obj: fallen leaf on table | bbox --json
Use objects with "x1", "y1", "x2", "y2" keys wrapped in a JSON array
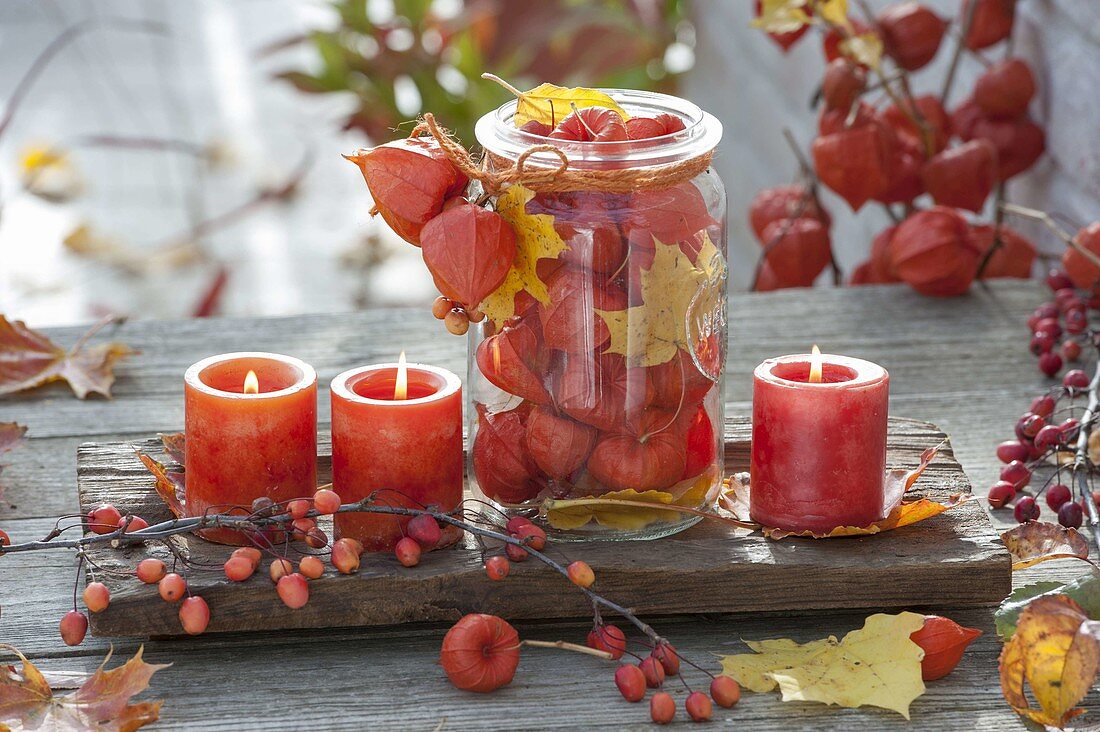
[
  {"x1": 0, "y1": 422, "x2": 26, "y2": 504},
  {"x1": 478, "y1": 185, "x2": 567, "y2": 327},
  {"x1": 721, "y1": 444, "x2": 962, "y2": 539},
  {"x1": 0, "y1": 315, "x2": 137, "y2": 399},
  {"x1": 1001, "y1": 522, "x2": 1091, "y2": 570},
  {"x1": 719, "y1": 612, "x2": 927, "y2": 719},
  {"x1": 1000, "y1": 595, "x2": 1100, "y2": 727},
  {"x1": 507, "y1": 82, "x2": 629, "y2": 128},
  {"x1": 996, "y1": 571, "x2": 1100, "y2": 640},
  {"x1": 0, "y1": 644, "x2": 169, "y2": 731}
]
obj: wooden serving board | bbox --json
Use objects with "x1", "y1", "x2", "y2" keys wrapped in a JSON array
[{"x1": 76, "y1": 416, "x2": 1010, "y2": 638}]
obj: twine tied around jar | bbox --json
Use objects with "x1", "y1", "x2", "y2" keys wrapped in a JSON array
[{"x1": 408, "y1": 113, "x2": 714, "y2": 196}]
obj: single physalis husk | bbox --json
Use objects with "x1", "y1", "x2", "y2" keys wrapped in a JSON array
[
  {"x1": 888, "y1": 206, "x2": 981, "y2": 297},
  {"x1": 812, "y1": 124, "x2": 892, "y2": 211},
  {"x1": 345, "y1": 138, "x2": 468, "y2": 246},
  {"x1": 1062, "y1": 222, "x2": 1100, "y2": 290},
  {"x1": 909, "y1": 615, "x2": 982, "y2": 680},
  {"x1": 471, "y1": 404, "x2": 539, "y2": 505},
  {"x1": 419, "y1": 201, "x2": 516, "y2": 308},
  {"x1": 921, "y1": 139, "x2": 998, "y2": 213},
  {"x1": 439, "y1": 614, "x2": 520, "y2": 693}
]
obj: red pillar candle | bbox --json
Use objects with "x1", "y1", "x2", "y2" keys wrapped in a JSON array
[
  {"x1": 184, "y1": 352, "x2": 317, "y2": 545},
  {"x1": 331, "y1": 359, "x2": 463, "y2": 551},
  {"x1": 749, "y1": 350, "x2": 889, "y2": 533}
]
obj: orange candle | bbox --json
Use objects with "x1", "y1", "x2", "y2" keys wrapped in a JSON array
[
  {"x1": 184, "y1": 352, "x2": 317, "y2": 545},
  {"x1": 331, "y1": 356, "x2": 463, "y2": 551}
]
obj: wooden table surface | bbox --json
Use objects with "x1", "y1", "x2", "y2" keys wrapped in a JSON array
[{"x1": 1, "y1": 280, "x2": 1095, "y2": 730}]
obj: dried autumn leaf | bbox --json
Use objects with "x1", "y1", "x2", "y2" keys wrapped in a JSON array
[
  {"x1": 0, "y1": 316, "x2": 136, "y2": 399},
  {"x1": 1001, "y1": 521, "x2": 1091, "y2": 570},
  {"x1": 598, "y1": 234, "x2": 722, "y2": 367},
  {"x1": 479, "y1": 185, "x2": 568, "y2": 327},
  {"x1": 999, "y1": 595, "x2": 1100, "y2": 727},
  {"x1": 719, "y1": 612, "x2": 927, "y2": 719},
  {"x1": 0, "y1": 644, "x2": 168, "y2": 730},
  {"x1": 137, "y1": 448, "x2": 185, "y2": 519},
  {"x1": 509, "y1": 83, "x2": 629, "y2": 128},
  {"x1": 723, "y1": 444, "x2": 962, "y2": 539},
  {"x1": 997, "y1": 572, "x2": 1100, "y2": 640},
  {"x1": 839, "y1": 32, "x2": 884, "y2": 69}
]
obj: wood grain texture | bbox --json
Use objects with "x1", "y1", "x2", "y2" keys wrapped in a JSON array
[
  {"x1": 73, "y1": 416, "x2": 1009, "y2": 637},
  {"x1": 2, "y1": 280, "x2": 1094, "y2": 730}
]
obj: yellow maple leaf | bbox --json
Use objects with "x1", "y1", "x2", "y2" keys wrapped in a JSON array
[
  {"x1": 597, "y1": 234, "x2": 722, "y2": 367},
  {"x1": 479, "y1": 185, "x2": 568, "y2": 327},
  {"x1": 510, "y1": 83, "x2": 630, "y2": 128},
  {"x1": 542, "y1": 489, "x2": 681, "y2": 531},
  {"x1": 720, "y1": 612, "x2": 927, "y2": 719}
]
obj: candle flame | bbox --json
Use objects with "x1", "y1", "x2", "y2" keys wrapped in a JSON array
[
  {"x1": 394, "y1": 351, "x2": 408, "y2": 400},
  {"x1": 809, "y1": 345, "x2": 823, "y2": 384},
  {"x1": 243, "y1": 370, "x2": 260, "y2": 394}
]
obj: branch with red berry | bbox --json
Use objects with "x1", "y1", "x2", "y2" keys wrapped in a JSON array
[{"x1": 0, "y1": 488, "x2": 741, "y2": 724}]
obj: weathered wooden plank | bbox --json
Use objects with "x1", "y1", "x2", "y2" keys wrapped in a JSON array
[{"x1": 73, "y1": 417, "x2": 1010, "y2": 637}]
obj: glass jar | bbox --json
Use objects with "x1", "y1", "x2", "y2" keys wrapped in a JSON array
[{"x1": 468, "y1": 90, "x2": 726, "y2": 541}]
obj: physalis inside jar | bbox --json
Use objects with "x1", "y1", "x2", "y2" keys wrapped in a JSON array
[{"x1": 468, "y1": 87, "x2": 727, "y2": 541}]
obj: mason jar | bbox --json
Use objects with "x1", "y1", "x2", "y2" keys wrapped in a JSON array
[{"x1": 468, "y1": 90, "x2": 727, "y2": 540}]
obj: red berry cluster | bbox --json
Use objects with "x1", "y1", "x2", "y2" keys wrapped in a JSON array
[
  {"x1": 751, "y1": 1, "x2": 1049, "y2": 296},
  {"x1": 1026, "y1": 269, "x2": 1094, "y2": 378},
  {"x1": 599, "y1": 627, "x2": 740, "y2": 723},
  {"x1": 988, "y1": 270, "x2": 1097, "y2": 527}
]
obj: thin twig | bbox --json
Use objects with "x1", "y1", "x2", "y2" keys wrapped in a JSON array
[
  {"x1": 941, "y1": 0, "x2": 980, "y2": 103},
  {"x1": 1072, "y1": 359, "x2": 1100, "y2": 549},
  {"x1": 522, "y1": 639, "x2": 614, "y2": 660},
  {"x1": 1001, "y1": 203, "x2": 1100, "y2": 269},
  {"x1": 0, "y1": 18, "x2": 167, "y2": 139}
]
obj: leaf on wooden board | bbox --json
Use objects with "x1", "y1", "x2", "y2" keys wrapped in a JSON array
[
  {"x1": 1000, "y1": 595, "x2": 1100, "y2": 728},
  {"x1": 479, "y1": 185, "x2": 568, "y2": 327},
  {"x1": 1001, "y1": 522, "x2": 1092, "y2": 570},
  {"x1": 0, "y1": 645, "x2": 168, "y2": 731},
  {"x1": 511, "y1": 83, "x2": 629, "y2": 128},
  {"x1": 137, "y1": 452, "x2": 185, "y2": 519},
  {"x1": 0, "y1": 316, "x2": 137, "y2": 399},
  {"x1": 996, "y1": 571, "x2": 1100, "y2": 640},
  {"x1": 159, "y1": 433, "x2": 186, "y2": 466},
  {"x1": 598, "y1": 235, "x2": 719, "y2": 367},
  {"x1": 721, "y1": 445, "x2": 961, "y2": 539},
  {"x1": 719, "y1": 612, "x2": 927, "y2": 719}
]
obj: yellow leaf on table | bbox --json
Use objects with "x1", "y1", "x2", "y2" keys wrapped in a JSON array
[
  {"x1": 598, "y1": 234, "x2": 721, "y2": 367},
  {"x1": 542, "y1": 489, "x2": 680, "y2": 531},
  {"x1": 999, "y1": 595, "x2": 1100, "y2": 727},
  {"x1": 720, "y1": 612, "x2": 927, "y2": 719},
  {"x1": 479, "y1": 185, "x2": 568, "y2": 327},
  {"x1": 839, "y1": 32, "x2": 884, "y2": 69},
  {"x1": 512, "y1": 83, "x2": 629, "y2": 128}
]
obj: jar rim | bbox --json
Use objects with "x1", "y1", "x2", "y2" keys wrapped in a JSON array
[{"x1": 474, "y1": 88, "x2": 722, "y2": 169}]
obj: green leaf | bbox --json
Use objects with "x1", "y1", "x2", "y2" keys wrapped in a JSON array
[{"x1": 996, "y1": 570, "x2": 1100, "y2": 639}]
